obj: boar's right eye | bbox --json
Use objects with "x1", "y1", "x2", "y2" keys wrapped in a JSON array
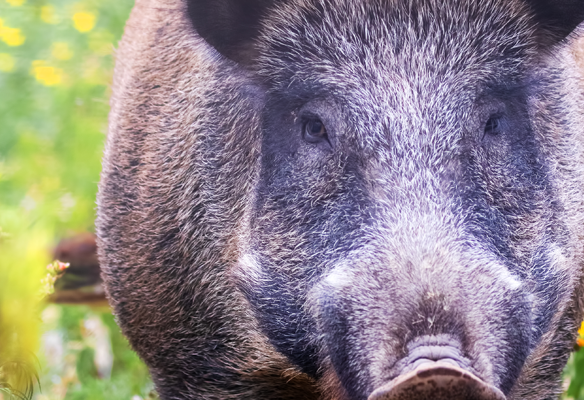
[
  {"x1": 483, "y1": 115, "x2": 502, "y2": 138},
  {"x1": 303, "y1": 118, "x2": 329, "y2": 144}
]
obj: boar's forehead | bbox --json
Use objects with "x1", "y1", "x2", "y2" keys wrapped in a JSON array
[
  {"x1": 251, "y1": 0, "x2": 550, "y2": 250},
  {"x1": 248, "y1": 0, "x2": 555, "y2": 276},
  {"x1": 257, "y1": 0, "x2": 537, "y2": 128},
  {"x1": 248, "y1": 0, "x2": 564, "y2": 288}
]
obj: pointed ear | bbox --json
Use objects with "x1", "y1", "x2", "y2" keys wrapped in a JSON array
[
  {"x1": 526, "y1": 0, "x2": 584, "y2": 44},
  {"x1": 187, "y1": 0, "x2": 276, "y2": 63}
]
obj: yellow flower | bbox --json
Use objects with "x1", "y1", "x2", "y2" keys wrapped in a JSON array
[
  {"x1": 578, "y1": 321, "x2": 584, "y2": 337},
  {"x1": 72, "y1": 11, "x2": 96, "y2": 33},
  {"x1": 41, "y1": 5, "x2": 59, "y2": 24},
  {"x1": 0, "y1": 26, "x2": 25, "y2": 46},
  {"x1": 5, "y1": 0, "x2": 25, "y2": 6},
  {"x1": 31, "y1": 60, "x2": 64, "y2": 86},
  {"x1": 51, "y1": 42, "x2": 73, "y2": 61},
  {"x1": 0, "y1": 53, "x2": 15, "y2": 72}
]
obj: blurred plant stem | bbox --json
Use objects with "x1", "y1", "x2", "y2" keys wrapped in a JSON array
[{"x1": 0, "y1": 210, "x2": 50, "y2": 399}]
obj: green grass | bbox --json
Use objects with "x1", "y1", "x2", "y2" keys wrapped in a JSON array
[{"x1": 35, "y1": 305, "x2": 154, "y2": 400}]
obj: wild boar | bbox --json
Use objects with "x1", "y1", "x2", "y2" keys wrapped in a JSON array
[{"x1": 96, "y1": 0, "x2": 584, "y2": 399}]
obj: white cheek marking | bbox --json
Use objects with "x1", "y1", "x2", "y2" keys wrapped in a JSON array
[
  {"x1": 495, "y1": 245, "x2": 567, "y2": 292},
  {"x1": 548, "y1": 245, "x2": 568, "y2": 271},
  {"x1": 237, "y1": 252, "x2": 263, "y2": 283},
  {"x1": 323, "y1": 266, "x2": 353, "y2": 291},
  {"x1": 494, "y1": 264, "x2": 522, "y2": 291}
]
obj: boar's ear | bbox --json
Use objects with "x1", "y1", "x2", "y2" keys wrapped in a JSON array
[
  {"x1": 187, "y1": 0, "x2": 276, "y2": 64},
  {"x1": 526, "y1": 0, "x2": 584, "y2": 44}
]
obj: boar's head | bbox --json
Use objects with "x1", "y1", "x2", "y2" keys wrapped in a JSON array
[{"x1": 97, "y1": 0, "x2": 584, "y2": 399}]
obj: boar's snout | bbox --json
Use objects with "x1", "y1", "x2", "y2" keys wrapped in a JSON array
[{"x1": 368, "y1": 361, "x2": 506, "y2": 400}]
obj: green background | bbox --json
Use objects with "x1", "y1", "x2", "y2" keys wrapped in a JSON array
[{"x1": 0, "y1": 0, "x2": 153, "y2": 398}]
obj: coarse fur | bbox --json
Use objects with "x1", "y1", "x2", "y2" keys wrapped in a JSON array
[{"x1": 97, "y1": 0, "x2": 584, "y2": 399}]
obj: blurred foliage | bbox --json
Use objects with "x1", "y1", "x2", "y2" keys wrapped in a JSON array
[
  {"x1": 565, "y1": 324, "x2": 584, "y2": 399},
  {"x1": 566, "y1": 347, "x2": 584, "y2": 399},
  {"x1": 35, "y1": 305, "x2": 154, "y2": 400},
  {"x1": 0, "y1": 0, "x2": 154, "y2": 398}
]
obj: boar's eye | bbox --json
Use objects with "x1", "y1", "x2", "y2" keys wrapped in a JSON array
[
  {"x1": 483, "y1": 115, "x2": 502, "y2": 138},
  {"x1": 303, "y1": 118, "x2": 328, "y2": 144}
]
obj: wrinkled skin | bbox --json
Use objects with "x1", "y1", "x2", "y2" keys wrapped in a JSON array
[{"x1": 97, "y1": 0, "x2": 584, "y2": 399}]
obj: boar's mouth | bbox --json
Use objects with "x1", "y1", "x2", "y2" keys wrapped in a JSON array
[{"x1": 368, "y1": 361, "x2": 506, "y2": 400}]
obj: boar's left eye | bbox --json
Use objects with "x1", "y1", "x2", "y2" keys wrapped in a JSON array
[
  {"x1": 303, "y1": 118, "x2": 328, "y2": 144},
  {"x1": 483, "y1": 115, "x2": 502, "y2": 138}
]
